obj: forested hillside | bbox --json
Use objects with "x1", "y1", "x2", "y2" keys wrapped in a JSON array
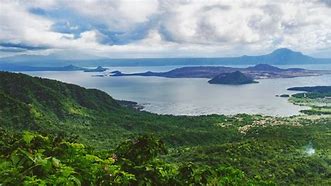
[{"x1": 0, "y1": 72, "x2": 330, "y2": 185}]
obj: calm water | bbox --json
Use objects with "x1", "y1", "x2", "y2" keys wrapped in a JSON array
[{"x1": 24, "y1": 64, "x2": 331, "y2": 116}]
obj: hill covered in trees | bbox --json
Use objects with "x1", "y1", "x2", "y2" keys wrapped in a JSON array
[{"x1": 0, "y1": 71, "x2": 330, "y2": 185}]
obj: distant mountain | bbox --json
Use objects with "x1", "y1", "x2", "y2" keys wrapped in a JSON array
[
  {"x1": 236, "y1": 48, "x2": 317, "y2": 65},
  {"x1": 84, "y1": 66, "x2": 108, "y2": 72},
  {"x1": 0, "y1": 63, "x2": 109, "y2": 72},
  {"x1": 0, "y1": 53, "x2": 101, "y2": 66},
  {"x1": 1, "y1": 48, "x2": 330, "y2": 66},
  {"x1": 0, "y1": 54, "x2": 71, "y2": 66},
  {"x1": 0, "y1": 63, "x2": 86, "y2": 71},
  {"x1": 208, "y1": 71, "x2": 258, "y2": 85}
]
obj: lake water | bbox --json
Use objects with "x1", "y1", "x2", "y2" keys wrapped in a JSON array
[{"x1": 24, "y1": 64, "x2": 331, "y2": 117}]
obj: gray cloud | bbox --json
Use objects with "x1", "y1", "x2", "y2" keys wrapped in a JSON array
[
  {"x1": 320, "y1": 0, "x2": 331, "y2": 7},
  {"x1": 0, "y1": 42, "x2": 49, "y2": 51}
]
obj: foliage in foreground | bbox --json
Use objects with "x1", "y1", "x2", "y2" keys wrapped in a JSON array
[{"x1": 0, "y1": 129, "x2": 272, "y2": 185}]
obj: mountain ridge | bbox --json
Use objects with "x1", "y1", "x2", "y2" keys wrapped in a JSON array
[{"x1": 1, "y1": 48, "x2": 330, "y2": 66}]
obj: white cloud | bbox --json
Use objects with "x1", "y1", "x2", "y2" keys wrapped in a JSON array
[
  {"x1": 66, "y1": 0, "x2": 159, "y2": 31},
  {"x1": 0, "y1": 1, "x2": 52, "y2": 42},
  {"x1": 157, "y1": 0, "x2": 331, "y2": 55},
  {"x1": 0, "y1": 0, "x2": 331, "y2": 58}
]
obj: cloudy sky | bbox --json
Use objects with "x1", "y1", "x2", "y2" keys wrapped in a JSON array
[{"x1": 1, "y1": 0, "x2": 331, "y2": 59}]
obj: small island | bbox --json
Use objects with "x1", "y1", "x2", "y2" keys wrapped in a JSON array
[
  {"x1": 84, "y1": 66, "x2": 108, "y2": 72},
  {"x1": 208, "y1": 71, "x2": 258, "y2": 85}
]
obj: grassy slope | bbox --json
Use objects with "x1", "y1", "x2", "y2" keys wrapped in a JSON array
[{"x1": 0, "y1": 71, "x2": 330, "y2": 185}]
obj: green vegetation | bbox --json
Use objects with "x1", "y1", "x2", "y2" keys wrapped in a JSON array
[
  {"x1": 279, "y1": 94, "x2": 290, "y2": 97},
  {"x1": 1, "y1": 72, "x2": 331, "y2": 185},
  {"x1": 169, "y1": 123, "x2": 331, "y2": 185},
  {"x1": 288, "y1": 86, "x2": 331, "y2": 115},
  {"x1": 0, "y1": 130, "x2": 271, "y2": 185}
]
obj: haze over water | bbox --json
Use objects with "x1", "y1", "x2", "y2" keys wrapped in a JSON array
[{"x1": 25, "y1": 64, "x2": 331, "y2": 117}]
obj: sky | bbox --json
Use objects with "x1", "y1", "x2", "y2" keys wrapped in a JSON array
[{"x1": 1, "y1": 0, "x2": 331, "y2": 59}]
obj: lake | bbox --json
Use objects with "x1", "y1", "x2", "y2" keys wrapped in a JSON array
[{"x1": 24, "y1": 64, "x2": 331, "y2": 117}]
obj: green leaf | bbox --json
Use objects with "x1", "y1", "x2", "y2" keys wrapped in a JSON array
[
  {"x1": 10, "y1": 152, "x2": 21, "y2": 165},
  {"x1": 52, "y1": 157, "x2": 60, "y2": 168},
  {"x1": 23, "y1": 131, "x2": 35, "y2": 145},
  {"x1": 68, "y1": 176, "x2": 81, "y2": 186}
]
